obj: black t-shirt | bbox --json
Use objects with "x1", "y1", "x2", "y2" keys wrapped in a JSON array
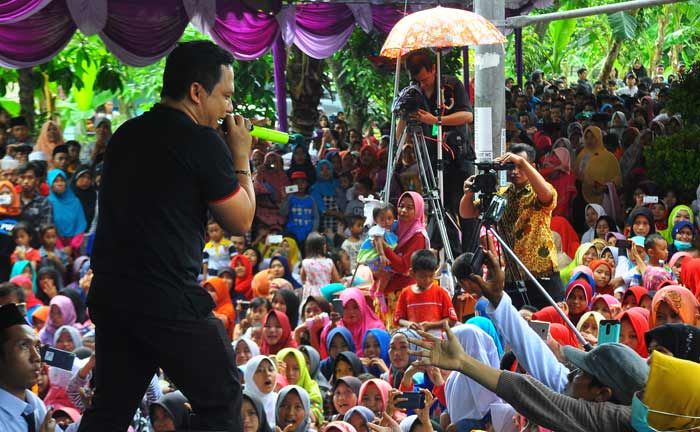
[
  {"x1": 88, "y1": 104, "x2": 239, "y2": 320},
  {"x1": 420, "y1": 74, "x2": 472, "y2": 163}
]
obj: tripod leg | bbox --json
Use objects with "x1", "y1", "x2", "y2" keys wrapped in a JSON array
[{"x1": 383, "y1": 127, "x2": 410, "y2": 203}]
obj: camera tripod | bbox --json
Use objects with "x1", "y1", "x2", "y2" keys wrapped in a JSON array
[{"x1": 383, "y1": 121, "x2": 461, "y2": 268}]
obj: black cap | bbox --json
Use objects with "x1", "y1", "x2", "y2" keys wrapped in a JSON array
[
  {"x1": 626, "y1": 72, "x2": 637, "y2": 80},
  {"x1": 0, "y1": 303, "x2": 27, "y2": 331},
  {"x1": 9, "y1": 117, "x2": 28, "y2": 128},
  {"x1": 52, "y1": 144, "x2": 68, "y2": 156},
  {"x1": 13, "y1": 144, "x2": 32, "y2": 154},
  {"x1": 577, "y1": 67, "x2": 588, "y2": 74}
]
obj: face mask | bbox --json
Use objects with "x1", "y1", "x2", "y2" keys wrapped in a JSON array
[
  {"x1": 674, "y1": 240, "x2": 693, "y2": 251},
  {"x1": 631, "y1": 392, "x2": 700, "y2": 432}
]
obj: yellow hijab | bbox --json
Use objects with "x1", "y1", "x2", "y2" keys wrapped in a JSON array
[
  {"x1": 644, "y1": 351, "x2": 700, "y2": 430},
  {"x1": 575, "y1": 126, "x2": 622, "y2": 204}
]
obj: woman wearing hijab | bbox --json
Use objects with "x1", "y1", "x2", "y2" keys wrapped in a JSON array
[
  {"x1": 150, "y1": 391, "x2": 191, "y2": 432},
  {"x1": 71, "y1": 165, "x2": 97, "y2": 228},
  {"x1": 270, "y1": 256, "x2": 301, "y2": 290},
  {"x1": 58, "y1": 287, "x2": 88, "y2": 325},
  {"x1": 39, "y1": 294, "x2": 81, "y2": 346},
  {"x1": 233, "y1": 336, "x2": 260, "y2": 366},
  {"x1": 581, "y1": 204, "x2": 607, "y2": 243},
  {"x1": 277, "y1": 348, "x2": 324, "y2": 426},
  {"x1": 681, "y1": 257, "x2": 700, "y2": 298},
  {"x1": 271, "y1": 289, "x2": 300, "y2": 329},
  {"x1": 245, "y1": 355, "x2": 279, "y2": 429},
  {"x1": 298, "y1": 345, "x2": 330, "y2": 394},
  {"x1": 384, "y1": 328, "x2": 421, "y2": 388},
  {"x1": 331, "y1": 376, "x2": 362, "y2": 418},
  {"x1": 574, "y1": 126, "x2": 622, "y2": 205},
  {"x1": 47, "y1": 169, "x2": 87, "y2": 251},
  {"x1": 661, "y1": 204, "x2": 695, "y2": 243},
  {"x1": 540, "y1": 143, "x2": 576, "y2": 219},
  {"x1": 361, "y1": 328, "x2": 391, "y2": 378},
  {"x1": 443, "y1": 324, "x2": 502, "y2": 431},
  {"x1": 591, "y1": 293, "x2": 622, "y2": 320},
  {"x1": 576, "y1": 310, "x2": 604, "y2": 346},
  {"x1": 275, "y1": 385, "x2": 311, "y2": 432},
  {"x1": 550, "y1": 216, "x2": 580, "y2": 259},
  {"x1": 241, "y1": 391, "x2": 273, "y2": 432},
  {"x1": 378, "y1": 192, "x2": 430, "y2": 325},
  {"x1": 645, "y1": 323, "x2": 700, "y2": 361},
  {"x1": 650, "y1": 285, "x2": 700, "y2": 328},
  {"x1": 623, "y1": 285, "x2": 651, "y2": 311},
  {"x1": 332, "y1": 351, "x2": 365, "y2": 380},
  {"x1": 10, "y1": 273, "x2": 42, "y2": 319},
  {"x1": 311, "y1": 159, "x2": 346, "y2": 233},
  {"x1": 353, "y1": 144, "x2": 378, "y2": 180},
  {"x1": 338, "y1": 288, "x2": 386, "y2": 356},
  {"x1": 549, "y1": 322, "x2": 580, "y2": 348},
  {"x1": 560, "y1": 243, "x2": 598, "y2": 284},
  {"x1": 343, "y1": 406, "x2": 375, "y2": 432},
  {"x1": 260, "y1": 309, "x2": 297, "y2": 355},
  {"x1": 35, "y1": 120, "x2": 64, "y2": 160},
  {"x1": 320, "y1": 327, "x2": 356, "y2": 379},
  {"x1": 627, "y1": 206, "x2": 656, "y2": 237},
  {"x1": 616, "y1": 307, "x2": 649, "y2": 357},
  {"x1": 324, "y1": 422, "x2": 358, "y2": 432},
  {"x1": 36, "y1": 266, "x2": 64, "y2": 305},
  {"x1": 358, "y1": 378, "x2": 393, "y2": 418},
  {"x1": 466, "y1": 316, "x2": 504, "y2": 358},
  {"x1": 204, "y1": 277, "x2": 236, "y2": 335},
  {"x1": 0, "y1": 180, "x2": 21, "y2": 217},
  {"x1": 231, "y1": 254, "x2": 255, "y2": 300},
  {"x1": 533, "y1": 279, "x2": 592, "y2": 327}
]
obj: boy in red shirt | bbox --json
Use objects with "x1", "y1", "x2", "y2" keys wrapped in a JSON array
[{"x1": 394, "y1": 249, "x2": 458, "y2": 334}]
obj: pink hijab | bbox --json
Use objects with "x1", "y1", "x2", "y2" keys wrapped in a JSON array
[
  {"x1": 339, "y1": 288, "x2": 386, "y2": 357},
  {"x1": 39, "y1": 295, "x2": 78, "y2": 345},
  {"x1": 395, "y1": 191, "x2": 428, "y2": 249},
  {"x1": 553, "y1": 147, "x2": 571, "y2": 174}
]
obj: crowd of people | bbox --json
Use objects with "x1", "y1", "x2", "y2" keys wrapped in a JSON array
[{"x1": 0, "y1": 47, "x2": 699, "y2": 432}]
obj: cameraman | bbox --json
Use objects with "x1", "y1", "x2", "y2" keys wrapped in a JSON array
[
  {"x1": 398, "y1": 49, "x2": 473, "y2": 215},
  {"x1": 459, "y1": 144, "x2": 563, "y2": 309}
]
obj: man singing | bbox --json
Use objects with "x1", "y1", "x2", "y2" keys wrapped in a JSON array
[{"x1": 80, "y1": 41, "x2": 255, "y2": 431}]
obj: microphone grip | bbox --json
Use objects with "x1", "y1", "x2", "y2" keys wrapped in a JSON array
[{"x1": 248, "y1": 125, "x2": 289, "y2": 145}]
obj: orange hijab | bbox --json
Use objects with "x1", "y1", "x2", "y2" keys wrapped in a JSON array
[
  {"x1": 650, "y1": 286, "x2": 700, "y2": 328},
  {"x1": 204, "y1": 277, "x2": 235, "y2": 332},
  {"x1": 0, "y1": 180, "x2": 21, "y2": 217}
]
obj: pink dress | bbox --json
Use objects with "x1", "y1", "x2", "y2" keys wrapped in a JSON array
[{"x1": 301, "y1": 257, "x2": 334, "y2": 301}]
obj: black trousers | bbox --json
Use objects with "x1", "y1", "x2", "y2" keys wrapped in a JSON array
[
  {"x1": 506, "y1": 272, "x2": 565, "y2": 311},
  {"x1": 78, "y1": 307, "x2": 242, "y2": 432}
]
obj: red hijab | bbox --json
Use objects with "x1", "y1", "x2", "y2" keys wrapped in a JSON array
[
  {"x1": 204, "y1": 277, "x2": 235, "y2": 332},
  {"x1": 231, "y1": 255, "x2": 254, "y2": 299},
  {"x1": 551, "y1": 216, "x2": 580, "y2": 259},
  {"x1": 624, "y1": 285, "x2": 649, "y2": 307},
  {"x1": 10, "y1": 275, "x2": 42, "y2": 309},
  {"x1": 259, "y1": 309, "x2": 297, "y2": 355},
  {"x1": 549, "y1": 323, "x2": 580, "y2": 348},
  {"x1": 616, "y1": 307, "x2": 649, "y2": 357},
  {"x1": 680, "y1": 258, "x2": 700, "y2": 298}
]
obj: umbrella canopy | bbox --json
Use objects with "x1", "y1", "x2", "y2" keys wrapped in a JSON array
[{"x1": 380, "y1": 6, "x2": 506, "y2": 58}]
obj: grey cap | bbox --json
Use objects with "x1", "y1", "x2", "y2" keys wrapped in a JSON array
[{"x1": 563, "y1": 343, "x2": 648, "y2": 405}]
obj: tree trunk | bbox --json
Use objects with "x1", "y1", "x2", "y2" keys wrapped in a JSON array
[
  {"x1": 671, "y1": 44, "x2": 681, "y2": 73},
  {"x1": 328, "y1": 56, "x2": 366, "y2": 132},
  {"x1": 18, "y1": 68, "x2": 35, "y2": 131},
  {"x1": 286, "y1": 46, "x2": 323, "y2": 137},
  {"x1": 598, "y1": 40, "x2": 622, "y2": 83},
  {"x1": 650, "y1": 6, "x2": 670, "y2": 74}
]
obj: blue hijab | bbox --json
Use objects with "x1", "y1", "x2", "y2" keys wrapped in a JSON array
[
  {"x1": 269, "y1": 256, "x2": 301, "y2": 289},
  {"x1": 320, "y1": 326, "x2": 357, "y2": 380},
  {"x1": 466, "y1": 316, "x2": 505, "y2": 358},
  {"x1": 47, "y1": 169, "x2": 87, "y2": 237},
  {"x1": 10, "y1": 260, "x2": 36, "y2": 292},
  {"x1": 310, "y1": 160, "x2": 340, "y2": 213},
  {"x1": 362, "y1": 328, "x2": 391, "y2": 377}
]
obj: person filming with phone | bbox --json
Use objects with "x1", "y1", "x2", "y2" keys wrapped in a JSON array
[
  {"x1": 459, "y1": 144, "x2": 563, "y2": 309},
  {"x1": 81, "y1": 41, "x2": 255, "y2": 432}
]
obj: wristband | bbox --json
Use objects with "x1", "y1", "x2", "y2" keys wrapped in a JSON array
[{"x1": 235, "y1": 170, "x2": 251, "y2": 177}]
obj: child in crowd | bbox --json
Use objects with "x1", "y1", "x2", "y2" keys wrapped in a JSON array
[
  {"x1": 10, "y1": 221, "x2": 40, "y2": 264},
  {"x1": 589, "y1": 259, "x2": 614, "y2": 296},
  {"x1": 39, "y1": 223, "x2": 69, "y2": 275},
  {"x1": 394, "y1": 249, "x2": 457, "y2": 336},
  {"x1": 202, "y1": 219, "x2": 235, "y2": 280},
  {"x1": 301, "y1": 232, "x2": 341, "y2": 304},
  {"x1": 344, "y1": 178, "x2": 373, "y2": 218},
  {"x1": 281, "y1": 171, "x2": 319, "y2": 246},
  {"x1": 357, "y1": 204, "x2": 398, "y2": 303},
  {"x1": 233, "y1": 297, "x2": 271, "y2": 343},
  {"x1": 341, "y1": 215, "x2": 365, "y2": 271}
]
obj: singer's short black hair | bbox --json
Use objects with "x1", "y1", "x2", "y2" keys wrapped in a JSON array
[
  {"x1": 161, "y1": 41, "x2": 235, "y2": 101},
  {"x1": 509, "y1": 143, "x2": 536, "y2": 163}
]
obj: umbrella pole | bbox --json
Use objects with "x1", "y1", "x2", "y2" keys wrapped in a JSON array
[
  {"x1": 383, "y1": 55, "x2": 403, "y2": 204},
  {"x1": 436, "y1": 51, "x2": 444, "y2": 203}
]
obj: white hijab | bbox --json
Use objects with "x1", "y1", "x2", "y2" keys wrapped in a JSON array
[
  {"x1": 581, "y1": 204, "x2": 607, "y2": 243},
  {"x1": 445, "y1": 324, "x2": 502, "y2": 422},
  {"x1": 233, "y1": 336, "x2": 261, "y2": 358},
  {"x1": 244, "y1": 355, "x2": 278, "y2": 429}
]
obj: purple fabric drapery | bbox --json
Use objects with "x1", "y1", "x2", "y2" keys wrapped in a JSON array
[
  {"x1": 0, "y1": 0, "x2": 51, "y2": 23},
  {"x1": 211, "y1": 0, "x2": 279, "y2": 61},
  {"x1": 370, "y1": 4, "x2": 406, "y2": 34},
  {"x1": 0, "y1": 0, "x2": 75, "y2": 68},
  {"x1": 272, "y1": 34, "x2": 287, "y2": 132},
  {"x1": 100, "y1": 0, "x2": 189, "y2": 67},
  {"x1": 293, "y1": 3, "x2": 356, "y2": 59}
]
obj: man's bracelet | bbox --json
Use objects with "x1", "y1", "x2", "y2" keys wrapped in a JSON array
[{"x1": 234, "y1": 170, "x2": 251, "y2": 178}]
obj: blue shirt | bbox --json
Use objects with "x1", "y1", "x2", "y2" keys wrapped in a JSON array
[{"x1": 0, "y1": 387, "x2": 47, "y2": 432}]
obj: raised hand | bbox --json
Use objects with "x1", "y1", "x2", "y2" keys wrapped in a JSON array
[
  {"x1": 409, "y1": 322, "x2": 468, "y2": 372},
  {"x1": 467, "y1": 250, "x2": 505, "y2": 306}
]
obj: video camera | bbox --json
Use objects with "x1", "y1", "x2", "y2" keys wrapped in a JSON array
[{"x1": 392, "y1": 82, "x2": 428, "y2": 121}]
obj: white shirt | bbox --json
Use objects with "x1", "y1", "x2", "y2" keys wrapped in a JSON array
[
  {"x1": 0, "y1": 387, "x2": 47, "y2": 432},
  {"x1": 616, "y1": 86, "x2": 638, "y2": 98}
]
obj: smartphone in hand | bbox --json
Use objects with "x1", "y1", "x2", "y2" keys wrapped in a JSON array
[{"x1": 395, "y1": 391, "x2": 426, "y2": 410}]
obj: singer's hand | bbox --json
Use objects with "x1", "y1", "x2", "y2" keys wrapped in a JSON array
[{"x1": 224, "y1": 114, "x2": 252, "y2": 160}]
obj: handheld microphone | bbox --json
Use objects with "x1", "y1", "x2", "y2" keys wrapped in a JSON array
[{"x1": 220, "y1": 115, "x2": 289, "y2": 145}]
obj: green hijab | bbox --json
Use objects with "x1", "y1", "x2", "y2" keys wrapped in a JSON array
[
  {"x1": 560, "y1": 242, "x2": 596, "y2": 285},
  {"x1": 661, "y1": 205, "x2": 695, "y2": 243},
  {"x1": 277, "y1": 348, "x2": 324, "y2": 424}
]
